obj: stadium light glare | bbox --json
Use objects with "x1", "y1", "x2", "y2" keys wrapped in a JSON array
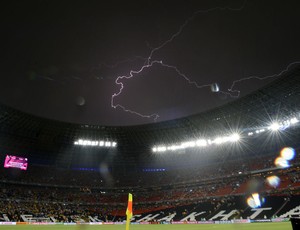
[
  {"x1": 196, "y1": 139, "x2": 207, "y2": 147},
  {"x1": 290, "y1": 117, "x2": 299, "y2": 124},
  {"x1": 74, "y1": 139, "x2": 117, "y2": 148},
  {"x1": 269, "y1": 122, "x2": 280, "y2": 131},
  {"x1": 152, "y1": 133, "x2": 241, "y2": 152},
  {"x1": 157, "y1": 146, "x2": 167, "y2": 152},
  {"x1": 105, "y1": 141, "x2": 111, "y2": 147},
  {"x1": 229, "y1": 133, "x2": 240, "y2": 142},
  {"x1": 213, "y1": 137, "x2": 223, "y2": 145}
]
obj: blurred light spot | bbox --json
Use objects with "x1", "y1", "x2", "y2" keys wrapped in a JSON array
[
  {"x1": 280, "y1": 147, "x2": 295, "y2": 161},
  {"x1": 269, "y1": 122, "x2": 280, "y2": 131},
  {"x1": 275, "y1": 157, "x2": 290, "y2": 168},
  {"x1": 266, "y1": 175, "x2": 280, "y2": 188},
  {"x1": 247, "y1": 193, "x2": 264, "y2": 208},
  {"x1": 76, "y1": 96, "x2": 85, "y2": 106}
]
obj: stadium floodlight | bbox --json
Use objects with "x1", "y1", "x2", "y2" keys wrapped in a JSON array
[
  {"x1": 157, "y1": 146, "x2": 167, "y2": 152},
  {"x1": 213, "y1": 137, "x2": 226, "y2": 144},
  {"x1": 74, "y1": 139, "x2": 117, "y2": 148},
  {"x1": 269, "y1": 122, "x2": 280, "y2": 131},
  {"x1": 152, "y1": 133, "x2": 242, "y2": 152},
  {"x1": 169, "y1": 145, "x2": 178, "y2": 151},
  {"x1": 229, "y1": 133, "x2": 240, "y2": 142},
  {"x1": 105, "y1": 141, "x2": 111, "y2": 147},
  {"x1": 290, "y1": 117, "x2": 299, "y2": 124},
  {"x1": 182, "y1": 141, "x2": 196, "y2": 148},
  {"x1": 196, "y1": 139, "x2": 207, "y2": 147}
]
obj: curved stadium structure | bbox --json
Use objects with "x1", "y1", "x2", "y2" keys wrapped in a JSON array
[{"x1": 0, "y1": 66, "x2": 300, "y2": 223}]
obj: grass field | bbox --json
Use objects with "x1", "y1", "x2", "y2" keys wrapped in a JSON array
[{"x1": 0, "y1": 222, "x2": 292, "y2": 230}]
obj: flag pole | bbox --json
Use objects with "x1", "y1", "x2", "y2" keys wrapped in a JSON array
[
  {"x1": 126, "y1": 215, "x2": 130, "y2": 230},
  {"x1": 125, "y1": 193, "x2": 133, "y2": 230}
]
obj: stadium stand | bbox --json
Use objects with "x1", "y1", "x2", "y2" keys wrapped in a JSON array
[{"x1": 0, "y1": 65, "x2": 299, "y2": 223}]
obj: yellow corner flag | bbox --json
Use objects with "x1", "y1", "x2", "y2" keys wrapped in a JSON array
[{"x1": 126, "y1": 193, "x2": 133, "y2": 230}]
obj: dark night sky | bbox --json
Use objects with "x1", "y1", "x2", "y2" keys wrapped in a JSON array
[{"x1": 1, "y1": 0, "x2": 300, "y2": 126}]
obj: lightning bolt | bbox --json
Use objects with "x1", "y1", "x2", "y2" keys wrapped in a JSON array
[
  {"x1": 111, "y1": 0, "x2": 299, "y2": 122},
  {"x1": 227, "y1": 61, "x2": 300, "y2": 97},
  {"x1": 112, "y1": 59, "x2": 222, "y2": 121}
]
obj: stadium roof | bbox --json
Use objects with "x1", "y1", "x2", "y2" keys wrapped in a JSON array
[{"x1": 0, "y1": 65, "x2": 300, "y2": 168}]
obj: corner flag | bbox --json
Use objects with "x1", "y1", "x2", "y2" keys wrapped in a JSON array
[{"x1": 126, "y1": 193, "x2": 133, "y2": 230}]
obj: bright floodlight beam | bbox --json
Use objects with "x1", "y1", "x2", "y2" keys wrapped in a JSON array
[
  {"x1": 269, "y1": 122, "x2": 280, "y2": 131},
  {"x1": 230, "y1": 133, "x2": 240, "y2": 142},
  {"x1": 74, "y1": 139, "x2": 117, "y2": 148}
]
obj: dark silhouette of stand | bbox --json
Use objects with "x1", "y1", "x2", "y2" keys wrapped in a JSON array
[{"x1": 291, "y1": 218, "x2": 300, "y2": 230}]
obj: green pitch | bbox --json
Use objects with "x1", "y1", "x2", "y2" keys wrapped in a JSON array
[{"x1": 1, "y1": 222, "x2": 292, "y2": 230}]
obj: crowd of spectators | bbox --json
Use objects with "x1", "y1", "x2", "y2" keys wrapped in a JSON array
[
  {"x1": 0, "y1": 151, "x2": 290, "y2": 188},
  {"x1": 0, "y1": 149, "x2": 298, "y2": 222}
]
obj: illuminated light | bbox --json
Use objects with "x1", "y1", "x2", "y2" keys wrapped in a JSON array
[
  {"x1": 183, "y1": 141, "x2": 195, "y2": 147},
  {"x1": 196, "y1": 139, "x2": 207, "y2": 147},
  {"x1": 247, "y1": 193, "x2": 263, "y2": 208},
  {"x1": 266, "y1": 175, "x2": 280, "y2": 188},
  {"x1": 211, "y1": 83, "x2": 219, "y2": 92},
  {"x1": 170, "y1": 145, "x2": 178, "y2": 151},
  {"x1": 92, "y1": 141, "x2": 97, "y2": 146},
  {"x1": 168, "y1": 146, "x2": 173, "y2": 151},
  {"x1": 214, "y1": 137, "x2": 225, "y2": 144},
  {"x1": 248, "y1": 132, "x2": 253, "y2": 136},
  {"x1": 269, "y1": 122, "x2": 280, "y2": 131},
  {"x1": 290, "y1": 117, "x2": 299, "y2": 124},
  {"x1": 74, "y1": 139, "x2": 117, "y2": 148},
  {"x1": 152, "y1": 147, "x2": 157, "y2": 152},
  {"x1": 181, "y1": 142, "x2": 188, "y2": 148},
  {"x1": 252, "y1": 193, "x2": 261, "y2": 207},
  {"x1": 156, "y1": 146, "x2": 167, "y2": 152},
  {"x1": 280, "y1": 147, "x2": 295, "y2": 161},
  {"x1": 275, "y1": 157, "x2": 290, "y2": 168},
  {"x1": 253, "y1": 129, "x2": 265, "y2": 134},
  {"x1": 229, "y1": 133, "x2": 240, "y2": 142},
  {"x1": 152, "y1": 133, "x2": 242, "y2": 152},
  {"x1": 189, "y1": 141, "x2": 196, "y2": 147}
]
